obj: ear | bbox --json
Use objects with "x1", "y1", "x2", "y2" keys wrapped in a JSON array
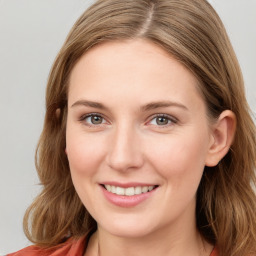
[
  {"x1": 56, "y1": 108, "x2": 61, "y2": 118},
  {"x1": 205, "y1": 110, "x2": 236, "y2": 167}
]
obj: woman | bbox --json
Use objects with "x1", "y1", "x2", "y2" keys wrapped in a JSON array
[{"x1": 8, "y1": 0, "x2": 256, "y2": 255}]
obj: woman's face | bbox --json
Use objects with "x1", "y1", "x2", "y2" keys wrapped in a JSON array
[{"x1": 66, "y1": 40, "x2": 214, "y2": 238}]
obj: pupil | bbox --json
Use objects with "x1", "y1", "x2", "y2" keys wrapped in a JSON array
[
  {"x1": 92, "y1": 115, "x2": 102, "y2": 124},
  {"x1": 156, "y1": 117, "x2": 168, "y2": 125}
]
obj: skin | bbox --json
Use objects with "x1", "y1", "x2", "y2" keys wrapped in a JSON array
[{"x1": 65, "y1": 39, "x2": 236, "y2": 256}]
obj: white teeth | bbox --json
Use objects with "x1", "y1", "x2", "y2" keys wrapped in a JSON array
[
  {"x1": 135, "y1": 186, "x2": 142, "y2": 195},
  {"x1": 115, "y1": 186, "x2": 125, "y2": 195},
  {"x1": 125, "y1": 187, "x2": 135, "y2": 196},
  {"x1": 148, "y1": 186, "x2": 154, "y2": 191},
  {"x1": 142, "y1": 186, "x2": 148, "y2": 193},
  {"x1": 111, "y1": 185, "x2": 116, "y2": 193},
  {"x1": 104, "y1": 185, "x2": 156, "y2": 196}
]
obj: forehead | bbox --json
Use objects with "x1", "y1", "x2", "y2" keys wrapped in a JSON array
[{"x1": 68, "y1": 39, "x2": 205, "y2": 112}]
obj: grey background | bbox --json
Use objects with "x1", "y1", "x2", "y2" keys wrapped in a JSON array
[{"x1": 0, "y1": 0, "x2": 255, "y2": 254}]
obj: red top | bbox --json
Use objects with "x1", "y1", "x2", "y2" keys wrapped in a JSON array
[
  {"x1": 7, "y1": 235, "x2": 218, "y2": 256},
  {"x1": 210, "y1": 247, "x2": 218, "y2": 256},
  {"x1": 7, "y1": 235, "x2": 87, "y2": 256}
]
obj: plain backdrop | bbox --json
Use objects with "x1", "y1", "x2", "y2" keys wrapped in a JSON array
[{"x1": 0, "y1": 0, "x2": 255, "y2": 254}]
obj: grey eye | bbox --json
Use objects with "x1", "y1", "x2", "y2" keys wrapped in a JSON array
[
  {"x1": 90, "y1": 115, "x2": 103, "y2": 124},
  {"x1": 155, "y1": 116, "x2": 170, "y2": 125}
]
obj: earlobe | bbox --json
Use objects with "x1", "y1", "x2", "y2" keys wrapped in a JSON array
[
  {"x1": 205, "y1": 110, "x2": 236, "y2": 167},
  {"x1": 56, "y1": 108, "x2": 61, "y2": 118}
]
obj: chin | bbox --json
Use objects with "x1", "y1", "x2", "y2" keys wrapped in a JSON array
[{"x1": 97, "y1": 214, "x2": 160, "y2": 238}]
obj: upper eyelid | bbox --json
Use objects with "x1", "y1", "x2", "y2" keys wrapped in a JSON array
[
  {"x1": 148, "y1": 113, "x2": 178, "y2": 122},
  {"x1": 79, "y1": 112, "x2": 106, "y2": 120}
]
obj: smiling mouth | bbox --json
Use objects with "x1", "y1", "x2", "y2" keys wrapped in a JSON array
[{"x1": 102, "y1": 184, "x2": 158, "y2": 196}]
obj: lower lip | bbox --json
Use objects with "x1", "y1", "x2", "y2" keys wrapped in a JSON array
[{"x1": 101, "y1": 186, "x2": 157, "y2": 208}]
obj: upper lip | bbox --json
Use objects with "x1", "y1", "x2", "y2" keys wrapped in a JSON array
[{"x1": 100, "y1": 182, "x2": 158, "y2": 188}]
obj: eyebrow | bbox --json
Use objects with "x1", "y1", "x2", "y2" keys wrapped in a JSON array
[
  {"x1": 71, "y1": 99, "x2": 188, "y2": 111},
  {"x1": 140, "y1": 101, "x2": 188, "y2": 112},
  {"x1": 71, "y1": 100, "x2": 108, "y2": 110}
]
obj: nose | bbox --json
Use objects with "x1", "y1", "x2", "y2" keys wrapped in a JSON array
[{"x1": 106, "y1": 124, "x2": 144, "y2": 172}]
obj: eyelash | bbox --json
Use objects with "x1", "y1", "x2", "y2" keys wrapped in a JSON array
[
  {"x1": 147, "y1": 114, "x2": 177, "y2": 127},
  {"x1": 79, "y1": 113, "x2": 178, "y2": 128},
  {"x1": 79, "y1": 113, "x2": 107, "y2": 127}
]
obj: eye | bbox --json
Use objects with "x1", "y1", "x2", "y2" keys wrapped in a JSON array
[
  {"x1": 88, "y1": 115, "x2": 103, "y2": 125},
  {"x1": 80, "y1": 113, "x2": 107, "y2": 126},
  {"x1": 148, "y1": 114, "x2": 176, "y2": 126}
]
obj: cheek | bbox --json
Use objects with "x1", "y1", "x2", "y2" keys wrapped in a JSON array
[
  {"x1": 65, "y1": 130, "x2": 107, "y2": 209},
  {"x1": 147, "y1": 129, "x2": 209, "y2": 181},
  {"x1": 66, "y1": 130, "x2": 106, "y2": 178}
]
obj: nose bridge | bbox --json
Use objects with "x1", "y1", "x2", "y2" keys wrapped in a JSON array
[{"x1": 106, "y1": 121, "x2": 143, "y2": 171}]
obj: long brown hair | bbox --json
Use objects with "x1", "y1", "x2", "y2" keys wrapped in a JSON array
[{"x1": 23, "y1": 0, "x2": 256, "y2": 255}]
